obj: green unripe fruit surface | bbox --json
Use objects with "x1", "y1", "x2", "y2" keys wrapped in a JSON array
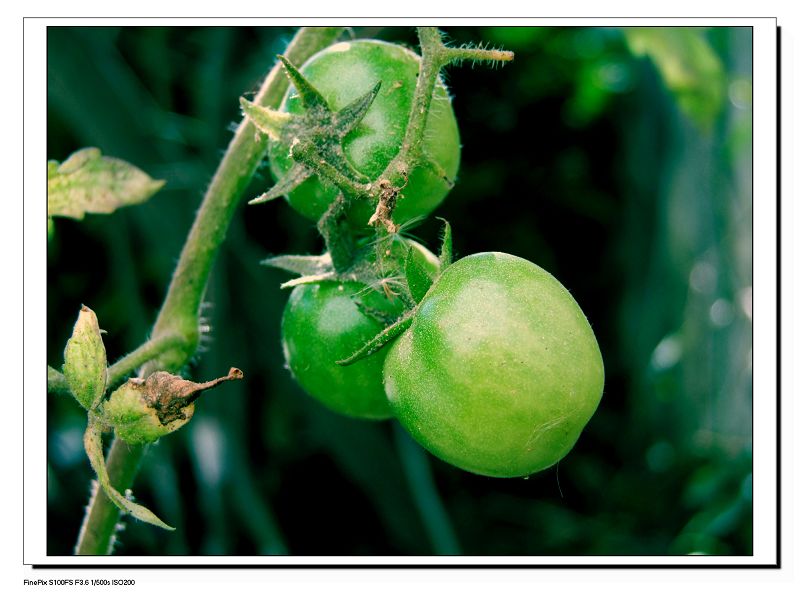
[{"x1": 383, "y1": 252, "x2": 605, "y2": 477}]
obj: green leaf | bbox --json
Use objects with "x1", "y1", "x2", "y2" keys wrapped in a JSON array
[
  {"x1": 63, "y1": 306, "x2": 107, "y2": 411},
  {"x1": 83, "y1": 415, "x2": 175, "y2": 531},
  {"x1": 48, "y1": 148, "x2": 165, "y2": 220},
  {"x1": 405, "y1": 247, "x2": 433, "y2": 304},
  {"x1": 623, "y1": 28, "x2": 725, "y2": 130}
]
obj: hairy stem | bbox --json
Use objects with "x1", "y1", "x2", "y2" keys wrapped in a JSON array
[
  {"x1": 149, "y1": 27, "x2": 345, "y2": 372},
  {"x1": 73, "y1": 26, "x2": 345, "y2": 556},
  {"x1": 371, "y1": 27, "x2": 513, "y2": 227},
  {"x1": 317, "y1": 193, "x2": 355, "y2": 273},
  {"x1": 48, "y1": 335, "x2": 178, "y2": 398},
  {"x1": 47, "y1": 366, "x2": 69, "y2": 395},
  {"x1": 106, "y1": 335, "x2": 182, "y2": 388}
]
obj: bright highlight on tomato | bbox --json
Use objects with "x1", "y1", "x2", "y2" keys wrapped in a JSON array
[
  {"x1": 268, "y1": 39, "x2": 461, "y2": 228},
  {"x1": 383, "y1": 252, "x2": 605, "y2": 477}
]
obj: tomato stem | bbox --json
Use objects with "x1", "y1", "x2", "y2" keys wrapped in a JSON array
[
  {"x1": 318, "y1": 193, "x2": 357, "y2": 272},
  {"x1": 73, "y1": 26, "x2": 346, "y2": 556},
  {"x1": 369, "y1": 27, "x2": 513, "y2": 229}
]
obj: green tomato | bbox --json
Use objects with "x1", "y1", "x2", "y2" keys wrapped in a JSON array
[
  {"x1": 269, "y1": 39, "x2": 461, "y2": 227},
  {"x1": 383, "y1": 252, "x2": 605, "y2": 477},
  {"x1": 282, "y1": 239, "x2": 439, "y2": 419}
]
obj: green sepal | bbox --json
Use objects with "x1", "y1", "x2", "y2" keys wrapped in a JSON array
[
  {"x1": 333, "y1": 80, "x2": 382, "y2": 138},
  {"x1": 48, "y1": 148, "x2": 164, "y2": 220},
  {"x1": 405, "y1": 246, "x2": 434, "y2": 304},
  {"x1": 279, "y1": 273, "x2": 337, "y2": 290},
  {"x1": 250, "y1": 162, "x2": 310, "y2": 205},
  {"x1": 277, "y1": 55, "x2": 330, "y2": 111},
  {"x1": 251, "y1": 58, "x2": 381, "y2": 206},
  {"x1": 83, "y1": 414, "x2": 175, "y2": 531},
  {"x1": 240, "y1": 98, "x2": 292, "y2": 141},
  {"x1": 261, "y1": 253, "x2": 333, "y2": 276},
  {"x1": 63, "y1": 306, "x2": 107, "y2": 411},
  {"x1": 419, "y1": 154, "x2": 455, "y2": 189},
  {"x1": 437, "y1": 217, "x2": 453, "y2": 270},
  {"x1": 354, "y1": 300, "x2": 397, "y2": 327},
  {"x1": 261, "y1": 252, "x2": 337, "y2": 288},
  {"x1": 336, "y1": 312, "x2": 414, "y2": 366}
]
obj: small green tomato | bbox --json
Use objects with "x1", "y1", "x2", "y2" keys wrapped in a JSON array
[
  {"x1": 268, "y1": 39, "x2": 461, "y2": 227},
  {"x1": 383, "y1": 252, "x2": 604, "y2": 477}
]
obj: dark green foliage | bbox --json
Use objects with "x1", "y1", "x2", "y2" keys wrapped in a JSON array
[{"x1": 47, "y1": 26, "x2": 752, "y2": 556}]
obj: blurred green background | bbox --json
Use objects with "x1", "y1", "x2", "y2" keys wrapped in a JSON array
[{"x1": 46, "y1": 26, "x2": 753, "y2": 556}]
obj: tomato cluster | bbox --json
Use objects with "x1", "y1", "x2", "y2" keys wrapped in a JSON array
[{"x1": 263, "y1": 37, "x2": 604, "y2": 478}]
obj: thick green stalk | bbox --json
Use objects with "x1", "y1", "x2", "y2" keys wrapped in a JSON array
[
  {"x1": 106, "y1": 335, "x2": 181, "y2": 387},
  {"x1": 149, "y1": 27, "x2": 345, "y2": 372},
  {"x1": 73, "y1": 27, "x2": 345, "y2": 556}
]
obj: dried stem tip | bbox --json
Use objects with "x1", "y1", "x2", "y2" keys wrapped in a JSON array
[
  {"x1": 144, "y1": 367, "x2": 244, "y2": 425},
  {"x1": 102, "y1": 367, "x2": 244, "y2": 445}
]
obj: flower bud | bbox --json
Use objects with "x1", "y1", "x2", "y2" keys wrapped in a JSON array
[{"x1": 63, "y1": 306, "x2": 107, "y2": 411}]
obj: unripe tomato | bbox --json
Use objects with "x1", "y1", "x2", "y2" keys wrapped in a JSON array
[
  {"x1": 268, "y1": 39, "x2": 461, "y2": 227},
  {"x1": 383, "y1": 252, "x2": 604, "y2": 477},
  {"x1": 282, "y1": 239, "x2": 438, "y2": 419}
]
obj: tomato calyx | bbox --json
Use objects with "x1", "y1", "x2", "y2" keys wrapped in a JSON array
[
  {"x1": 248, "y1": 30, "x2": 512, "y2": 235},
  {"x1": 241, "y1": 55, "x2": 381, "y2": 205},
  {"x1": 263, "y1": 230, "x2": 432, "y2": 296},
  {"x1": 331, "y1": 219, "x2": 453, "y2": 366},
  {"x1": 264, "y1": 226, "x2": 447, "y2": 363}
]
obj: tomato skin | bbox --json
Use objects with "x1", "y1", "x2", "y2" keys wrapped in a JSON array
[
  {"x1": 383, "y1": 252, "x2": 605, "y2": 477},
  {"x1": 268, "y1": 39, "x2": 460, "y2": 228},
  {"x1": 282, "y1": 281, "x2": 398, "y2": 419}
]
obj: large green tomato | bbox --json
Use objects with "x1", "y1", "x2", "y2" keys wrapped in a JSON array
[
  {"x1": 383, "y1": 252, "x2": 604, "y2": 477},
  {"x1": 268, "y1": 39, "x2": 461, "y2": 228},
  {"x1": 281, "y1": 240, "x2": 439, "y2": 419}
]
